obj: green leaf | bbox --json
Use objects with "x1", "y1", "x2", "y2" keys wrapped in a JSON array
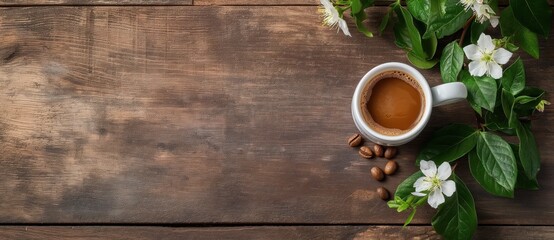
[
  {"x1": 513, "y1": 87, "x2": 545, "y2": 117},
  {"x1": 417, "y1": 124, "x2": 478, "y2": 165},
  {"x1": 423, "y1": 0, "x2": 473, "y2": 39},
  {"x1": 404, "y1": 209, "x2": 417, "y2": 227},
  {"x1": 515, "y1": 122, "x2": 540, "y2": 180},
  {"x1": 393, "y1": 6, "x2": 426, "y2": 58},
  {"x1": 470, "y1": 132, "x2": 517, "y2": 197},
  {"x1": 422, "y1": 32, "x2": 438, "y2": 59},
  {"x1": 500, "y1": 6, "x2": 539, "y2": 59},
  {"x1": 470, "y1": 20, "x2": 490, "y2": 44},
  {"x1": 407, "y1": 51, "x2": 438, "y2": 69},
  {"x1": 351, "y1": 0, "x2": 362, "y2": 14},
  {"x1": 379, "y1": 8, "x2": 392, "y2": 35},
  {"x1": 510, "y1": 0, "x2": 552, "y2": 36},
  {"x1": 501, "y1": 58, "x2": 525, "y2": 95},
  {"x1": 440, "y1": 41, "x2": 464, "y2": 83},
  {"x1": 432, "y1": 175, "x2": 477, "y2": 240},
  {"x1": 511, "y1": 144, "x2": 540, "y2": 190},
  {"x1": 406, "y1": 0, "x2": 430, "y2": 23},
  {"x1": 354, "y1": 11, "x2": 374, "y2": 38},
  {"x1": 394, "y1": 171, "x2": 424, "y2": 200},
  {"x1": 501, "y1": 89, "x2": 518, "y2": 128},
  {"x1": 483, "y1": 109, "x2": 516, "y2": 135},
  {"x1": 460, "y1": 70, "x2": 497, "y2": 112}
]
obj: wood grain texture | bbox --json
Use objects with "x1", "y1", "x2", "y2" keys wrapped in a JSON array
[
  {"x1": 1, "y1": 0, "x2": 551, "y2": 6},
  {"x1": 0, "y1": 6, "x2": 552, "y2": 225},
  {"x1": 193, "y1": 0, "x2": 554, "y2": 6},
  {"x1": 0, "y1": 226, "x2": 553, "y2": 239},
  {"x1": 0, "y1": 0, "x2": 192, "y2": 5}
]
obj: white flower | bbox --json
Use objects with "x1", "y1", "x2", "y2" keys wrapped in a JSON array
[
  {"x1": 459, "y1": 0, "x2": 499, "y2": 28},
  {"x1": 318, "y1": 0, "x2": 351, "y2": 37},
  {"x1": 412, "y1": 160, "x2": 456, "y2": 209},
  {"x1": 473, "y1": 3, "x2": 499, "y2": 27},
  {"x1": 459, "y1": 0, "x2": 482, "y2": 9},
  {"x1": 463, "y1": 33, "x2": 513, "y2": 79}
]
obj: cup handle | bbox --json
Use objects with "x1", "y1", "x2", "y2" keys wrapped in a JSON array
[{"x1": 431, "y1": 82, "x2": 468, "y2": 107}]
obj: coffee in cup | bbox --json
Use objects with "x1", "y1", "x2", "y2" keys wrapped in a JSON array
[
  {"x1": 352, "y1": 62, "x2": 468, "y2": 146},
  {"x1": 360, "y1": 71, "x2": 425, "y2": 136}
]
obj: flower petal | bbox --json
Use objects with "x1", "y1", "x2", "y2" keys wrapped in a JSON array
[
  {"x1": 490, "y1": 16, "x2": 499, "y2": 28},
  {"x1": 488, "y1": 62, "x2": 503, "y2": 79},
  {"x1": 493, "y1": 48, "x2": 513, "y2": 65},
  {"x1": 412, "y1": 192, "x2": 427, "y2": 197},
  {"x1": 413, "y1": 176, "x2": 425, "y2": 188},
  {"x1": 415, "y1": 180, "x2": 433, "y2": 193},
  {"x1": 428, "y1": 188, "x2": 445, "y2": 209},
  {"x1": 441, "y1": 180, "x2": 456, "y2": 197},
  {"x1": 420, "y1": 160, "x2": 437, "y2": 178},
  {"x1": 319, "y1": 0, "x2": 334, "y2": 10},
  {"x1": 477, "y1": 33, "x2": 495, "y2": 52},
  {"x1": 463, "y1": 44, "x2": 481, "y2": 61},
  {"x1": 436, "y1": 162, "x2": 452, "y2": 180},
  {"x1": 338, "y1": 19, "x2": 351, "y2": 37},
  {"x1": 469, "y1": 60, "x2": 487, "y2": 76}
]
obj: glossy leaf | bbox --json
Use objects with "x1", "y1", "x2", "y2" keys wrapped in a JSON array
[
  {"x1": 379, "y1": 8, "x2": 392, "y2": 35},
  {"x1": 471, "y1": 132, "x2": 517, "y2": 197},
  {"x1": 354, "y1": 11, "x2": 374, "y2": 38},
  {"x1": 440, "y1": 41, "x2": 464, "y2": 83},
  {"x1": 351, "y1": 0, "x2": 362, "y2": 14},
  {"x1": 460, "y1": 70, "x2": 497, "y2": 112},
  {"x1": 406, "y1": 0, "x2": 430, "y2": 22},
  {"x1": 407, "y1": 51, "x2": 438, "y2": 69},
  {"x1": 515, "y1": 122, "x2": 540, "y2": 180},
  {"x1": 513, "y1": 87, "x2": 545, "y2": 117},
  {"x1": 500, "y1": 6, "x2": 539, "y2": 59},
  {"x1": 501, "y1": 58, "x2": 525, "y2": 95},
  {"x1": 393, "y1": 6, "x2": 426, "y2": 58},
  {"x1": 483, "y1": 109, "x2": 516, "y2": 135},
  {"x1": 501, "y1": 89, "x2": 518, "y2": 128},
  {"x1": 432, "y1": 175, "x2": 477, "y2": 240},
  {"x1": 423, "y1": 0, "x2": 472, "y2": 39},
  {"x1": 394, "y1": 171, "x2": 424, "y2": 200},
  {"x1": 510, "y1": 0, "x2": 552, "y2": 36},
  {"x1": 511, "y1": 144, "x2": 539, "y2": 190},
  {"x1": 417, "y1": 124, "x2": 478, "y2": 165}
]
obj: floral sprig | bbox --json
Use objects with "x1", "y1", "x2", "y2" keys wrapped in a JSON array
[
  {"x1": 464, "y1": 33, "x2": 512, "y2": 79},
  {"x1": 411, "y1": 160, "x2": 456, "y2": 209},
  {"x1": 317, "y1": 0, "x2": 551, "y2": 239}
]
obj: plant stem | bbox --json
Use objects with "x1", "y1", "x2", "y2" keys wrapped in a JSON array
[{"x1": 458, "y1": 15, "x2": 476, "y2": 46}]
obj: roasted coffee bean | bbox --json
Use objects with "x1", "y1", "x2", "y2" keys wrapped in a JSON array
[
  {"x1": 373, "y1": 144, "x2": 384, "y2": 157},
  {"x1": 377, "y1": 187, "x2": 390, "y2": 200},
  {"x1": 359, "y1": 146, "x2": 374, "y2": 159},
  {"x1": 348, "y1": 133, "x2": 363, "y2": 147},
  {"x1": 384, "y1": 147, "x2": 397, "y2": 159},
  {"x1": 371, "y1": 166, "x2": 385, "y2": 181},
  {"x1": 384, "y1": 160, "x2": 398, "y2": 175}
]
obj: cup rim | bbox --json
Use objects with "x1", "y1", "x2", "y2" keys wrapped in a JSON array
[{"x1": 352, "y1": 62, "x2": 433, "y2": 142}]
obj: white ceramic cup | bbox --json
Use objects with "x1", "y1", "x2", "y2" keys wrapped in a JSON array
[{"x1": 351, "y1": 62, "x2": 467, "y2": 146}]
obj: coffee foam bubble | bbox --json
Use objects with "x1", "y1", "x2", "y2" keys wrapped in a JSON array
[{"x1": 360, "y1": 70, "x2": 425, "y2": 136}]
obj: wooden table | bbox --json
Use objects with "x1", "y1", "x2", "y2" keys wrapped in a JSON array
[{"x1": 0, "y1": 0, "x2": 552, "y2": 239}]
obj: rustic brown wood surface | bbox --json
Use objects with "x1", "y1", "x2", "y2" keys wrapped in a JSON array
[
  {"x1": 0, "y1": 1, "x2": 553, "y2": 239},
  {"x1": 1, "y1": 226, "x2": 554, "y2": 239},
  {"x1": 0, "y1": 0, "x2": 192, "y2": 5}
]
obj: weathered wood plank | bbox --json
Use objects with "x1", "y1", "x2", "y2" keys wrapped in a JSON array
[
  {"x1": 193, "y1": 0, "x2": 554, "y2": 6},
  {"x1": 0, "y1": 6, "x2": 552, "y2": 224},
  {"x1": 0, "y1": 226, "x2": 553, "y2": 239},
  {"x1": 1, "y1": 0, "x2": 551, "y2": 6},
  {"x1": 0, "y1": 0, "x2": 192, "y2": 5}
]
